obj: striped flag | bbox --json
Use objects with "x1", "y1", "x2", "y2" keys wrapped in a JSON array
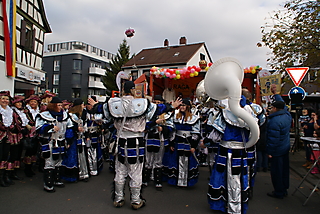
[{"x1": 2, "y1": 0, "x2": 16, "y2": 77}]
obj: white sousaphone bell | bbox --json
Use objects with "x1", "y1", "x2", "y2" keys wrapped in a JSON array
[{"x1": 204, "y1": 57, "x2": 259, "y2": 148}]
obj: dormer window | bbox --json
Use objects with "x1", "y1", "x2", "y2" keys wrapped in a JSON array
[{"x1": 173, "y1": 52, "x2": 180, "y2": 57}]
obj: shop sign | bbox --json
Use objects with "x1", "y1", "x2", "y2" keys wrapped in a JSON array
[{"x1": 16, "y1": 67, "x2": 45, "y2": 83}]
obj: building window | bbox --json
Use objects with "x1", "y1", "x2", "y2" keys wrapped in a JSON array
[
  {"x1": 20, "y1": 20, "x2": 35, "y2": 51},
  {"x1": 54, "y1": 60, "x2": 60, "y2": 71},
  {"x1": 131, "y1": 70, "x2": 138, "y2": 81},
  {"x1": 72, "y1": 89, "x2": 81, "y2": 98},
  {"x1": 200, "y1": 53, "x2": 205, "y2": 60},
  {"x1": 92, "y1": 47, "x2": 96, "y2": 53},
  {"x1": 53, "y1": 74, "x2": 59, "y2": 85},
  {"x1": 95, "y1": 90, "x2": 101, "y2": 95},
  {"x1": 52, "y1": 88, "x2": 59, "y2": 94},
  {"x1": 90, "y1": 62, "x2": 101, "y2": 68},
  {"x1": 72, "y1": 74, "x2": 81, "y2": 85},
  {"x1": 73, "y1": 59, "x2": 82, "y2": 70},
  {"x1": 143, "y1": 69, "x2": 150, "y2": 77},
  {"x1": 88, "y1": 89, "x2": 94, "y2": 95}
]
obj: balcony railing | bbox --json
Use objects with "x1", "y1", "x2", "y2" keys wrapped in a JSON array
[
  {"x1": 89, "y1": 67, "x2": 106, "y2": 76},
  {"x1": 88, "y1": 81, "x2": 106, "y2": 89}
]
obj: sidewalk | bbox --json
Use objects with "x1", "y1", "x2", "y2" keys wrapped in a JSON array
[
  {"x1": 288, "y1": 138, "x2": 320, "y2": 203},
  {"x1": 289, "y1": 139, "x2": 320, "y2": 187}
]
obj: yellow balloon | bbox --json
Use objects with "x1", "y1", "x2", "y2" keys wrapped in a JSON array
[
  {"x1": 176, "y1": 74, "x2": 181, "y2": 79},
  {"x1": 194, "y1": 71, "x2": 198, "y2": 76},
  {"x1": 190, "y1": 73, "x2": 194, "y2": 78}
]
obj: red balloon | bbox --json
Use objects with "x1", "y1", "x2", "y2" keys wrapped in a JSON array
[{"x1": 196, "y1": 67, "x2": 201, "y2": 72}]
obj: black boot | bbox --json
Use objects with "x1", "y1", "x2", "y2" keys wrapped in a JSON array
[
  {"x1": 43, "y1": 169, "x2": 55, "y2": 193},
  {"x1": 4, "y1": 170, "x2": 15, "y2": 185},
  {"x1": 24, "y1": 164, "x2": 34, "y2": 177},
  {"x1": 11, "y1": 169, "x2": 23, "y2": 180},
  {"x1": 154, "y1": 168, "x2": 162, "y2": 190},
  {"x1": 142, "y1": 168, "x2": 152, "y2": 187},
  {"x1": 54, "y1": 167, "x2": 64, "y2": 187},
  {"x1": 0, "y1": 170, "x2": 9, "y2": 187}
]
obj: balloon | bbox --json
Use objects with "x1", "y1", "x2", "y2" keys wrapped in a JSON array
[
  {"x1": 190, "y1": 68, "x2": 195, "y2": 73},
  {"x1": 160, "y1": 72, "x2": 164, "y2": 76},
  {"x1": 171, "y1": 74, "x2": 176, "y2": 79},
  {"x1": 176, "y1": 74, "x2": 181, "y2": 79},
  {"x1": 194, "y1": 71, "x2": 198, "y2": 76},
  {"x1": 166, "y1": 72, "x2": 170, "y2": 77},
  {"x1": 176, "y1": 70, "x2": 180, "y2": 75},
  {"x1": 196, "y1": 67, "x2": 201, "y2": 72},
  {"x1": 125, "y1": 28, "x2": 135, "y2": 38},
  {"x1": 190, "y1": 73, "x2": 194, "y2": 77}
]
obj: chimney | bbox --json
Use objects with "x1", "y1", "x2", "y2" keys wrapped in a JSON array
[
  {"x1": 179, "y1": 36, "x2": 186, "y2": 45},
  {"x1": 164, "y1": 39, "x2": 169, "y2": 47}
]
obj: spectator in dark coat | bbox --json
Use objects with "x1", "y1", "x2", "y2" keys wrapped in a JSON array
[{"x1": 266, "y1": 100, "x2": 292, "y2": 199}]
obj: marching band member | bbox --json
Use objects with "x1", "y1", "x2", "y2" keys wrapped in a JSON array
[
  {"x1": 207, "y1": 96, "x2": 258, "y2": 214},
  {"x1": 61, "y1": 98, "x2": 89, "y2": 182},
  {"x1": 24, "y1": 95, "x2": 41, "y2": 177},
  {"x1": 89, "y1": 81, "x2": 181, "y2": 210},
  {"x1": 10, "y1": 95, "x2": 29, "y2": 181},
  {"x1": 143, "y1": 95, "x2": 174, "y2": 190},
  {"x1": 39, "y1": 92, "x2": 55, "y2": 112},
  {"x1": 0, "y1": 91, "x2": 15, "y2": 187},
  {"x1": 165, "y1": 98, "x2": 201, "y2": 188},
  {"x1": 85, "y1": 97, "x2": 104, "y2": 176},
  {"x1": 36, "y1": 97, "x2": 73, "y2": 192}
]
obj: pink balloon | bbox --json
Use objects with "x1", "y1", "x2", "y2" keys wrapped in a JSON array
[
  {"x1": 166, "y1": 72, "x2": 170, "y2": 77},
  {"x1": 191, "y1": 68, "x2": 195, "y2": 73},
  {"x1": 172, "y1": 74, "x2": 176, "y2": 78}
]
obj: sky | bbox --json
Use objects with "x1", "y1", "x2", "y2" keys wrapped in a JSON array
[{"x1": 43, "y1": 0, "x2": 286, "y2": 69}]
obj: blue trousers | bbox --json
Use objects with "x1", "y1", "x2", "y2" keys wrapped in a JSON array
[{"x1": 270, "y1": 153, "x2": 289, "y2": 197}]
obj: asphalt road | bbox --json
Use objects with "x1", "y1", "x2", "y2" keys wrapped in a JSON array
[{"x1": 0, "y1": 159, "x2": 319, "y2": 214}]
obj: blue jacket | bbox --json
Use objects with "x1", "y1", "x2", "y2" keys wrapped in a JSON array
[{"x1": 266, "y1": 108, "x2": 292, "y2": 156}]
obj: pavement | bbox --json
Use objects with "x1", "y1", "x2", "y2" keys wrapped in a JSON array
[{"x1": 0, "y1": 138, "x2": 319, "y2": 214}]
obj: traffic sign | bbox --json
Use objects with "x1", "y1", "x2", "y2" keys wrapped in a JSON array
[
  {"x1": 285, "y1": 67, "x2": 309, "y2": 86},
  {"x1": 288, "y1": 86, "x2": 306, "y2": 100}
]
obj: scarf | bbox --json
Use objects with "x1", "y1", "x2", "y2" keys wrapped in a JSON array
[{"x1": 49, "y1": 110, "x2": 64, "y2": 122}]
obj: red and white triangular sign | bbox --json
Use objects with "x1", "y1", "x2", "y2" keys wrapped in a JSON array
[{"x1": 285, "y1": 67, "x2": 309, "y2": 86}]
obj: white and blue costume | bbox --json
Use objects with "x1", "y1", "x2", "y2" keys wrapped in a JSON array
[
  {"x1": 164, "y1": 109, "x2": 201, "y2": 187},
  {"x1": 36, "y1": 110, "x2": 73, "y2": 192},
  {"x1": 207, "y1": 98, "x2": 257, "y2": 214}
]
